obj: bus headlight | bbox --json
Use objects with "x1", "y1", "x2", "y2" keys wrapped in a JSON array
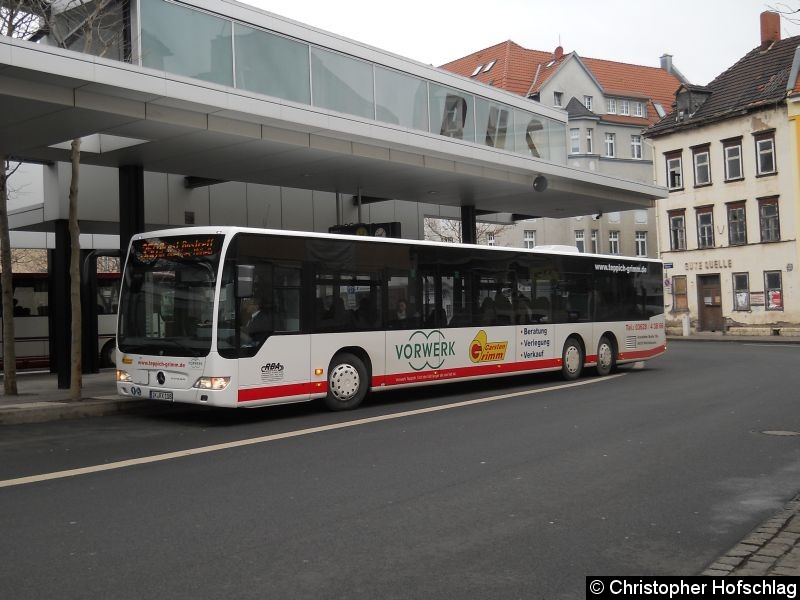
[
  {"x1": 117, "y1": 370, "x2": 132, "y2": 383},
  {"x1": 193, "y1": 377, "x2": 231, "y2": 390}
]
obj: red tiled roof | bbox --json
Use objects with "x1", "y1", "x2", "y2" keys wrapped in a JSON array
[
  {"x1": 439, "y1": 42, "x2": 683, "y2": 125},
  {"x1": 439, "y1": 40, "x2": 565, "y2": 97}
]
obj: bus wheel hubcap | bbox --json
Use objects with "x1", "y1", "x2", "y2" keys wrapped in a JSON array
[
  {"x1": 598, "y1": 344, "x2": 612, "y2": 368},
  {"x1": 330, "y1": 364, "x2": 360, "y2": 401},
  {"x1": 564, "y1": 346, "x2": 580, "y2": 373}
]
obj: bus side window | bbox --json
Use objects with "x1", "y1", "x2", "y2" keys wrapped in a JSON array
[{"x1": 273, "y1": 266, "x2": 301, "y2": 332}]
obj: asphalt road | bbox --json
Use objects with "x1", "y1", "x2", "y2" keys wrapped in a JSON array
[{"x1": 1, "y1": 341, "x2": 799, "y2": 599}]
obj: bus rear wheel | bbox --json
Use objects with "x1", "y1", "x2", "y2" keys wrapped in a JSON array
[
  {"x1": 101, "y1": 340, "x2": 116, "y2": 368},
  {"x1": 325, "y1": 353, "x2": 368, "y2": 411},
  {"x1": 561, "y1": 337, "x2": 584, "y2": 381},
  {"x1": 596, "y1": 336, "x2": 616, "y2": 376}
]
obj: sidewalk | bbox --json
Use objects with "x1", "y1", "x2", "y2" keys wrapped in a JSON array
[{"x1": 0, "y1": 369, "x2": 147, "y2": 425}]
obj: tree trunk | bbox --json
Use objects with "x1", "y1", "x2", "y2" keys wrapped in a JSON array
[
  {"x1": 0, "y1": 157, "x2": 18, "y2": 395},
  {"x1": 69, "y1": 139, "x2": 82, "y2": 400}
]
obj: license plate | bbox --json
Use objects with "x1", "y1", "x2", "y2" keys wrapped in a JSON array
[{"x1": 149, "y1": 390, "x2": 173, "y2": 400}]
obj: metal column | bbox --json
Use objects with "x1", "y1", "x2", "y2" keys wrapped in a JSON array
[
  {"x1": 461, "y1": 205, "x2": 477, "y2": 245},
  {"x1": 119, "y1": 165, "x2": 145, "y2": 257}
]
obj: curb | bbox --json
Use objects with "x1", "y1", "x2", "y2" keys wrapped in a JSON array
[{"x1": 0, "y1": 397, "x2": 156, "y2": 425}]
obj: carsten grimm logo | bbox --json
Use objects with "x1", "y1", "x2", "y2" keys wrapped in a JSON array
[
  {"x1": 469, "y1": 330, "x2": 508, "y2": 363},
  {"x1": 394, "y1": 330, "x2": 455, "y2": 371}
]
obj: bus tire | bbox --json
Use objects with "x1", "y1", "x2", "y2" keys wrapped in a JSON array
[
  {"x1": 325, "y1": 352, "x2": 368, "y2": 411},
  {"x1": 561, "y1": 336, "x2": 584, "y2": 381},
  {"x1": 101, "y1": 340, "x2": 117, "y2": 368},
  {"x1": 595, "y1": 335, "x2": 615, "y2": 376}
]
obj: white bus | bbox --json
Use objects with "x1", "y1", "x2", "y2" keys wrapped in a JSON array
[
  {"x1": 115, "y1": 227, "x2": 666, "y2": 410},
  {"x1": 1, "y1": 271, "x2": 120, "y2": 370}
]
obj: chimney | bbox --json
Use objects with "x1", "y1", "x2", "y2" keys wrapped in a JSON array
[
  {"x1": 761, "y1": 11, "x2": 781, "y2": 49},
  {"x1": 660, "y1": 54, "x2": 673, "y2": 73}
]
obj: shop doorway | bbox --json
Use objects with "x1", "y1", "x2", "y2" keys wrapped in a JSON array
[{"x1": 697, "y1": 274, "x2": 724, "y2": 332}]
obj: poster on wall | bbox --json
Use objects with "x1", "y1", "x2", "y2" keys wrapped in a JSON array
[{"x1": 768, "y1": 290, "x2": 783, "y2": 310}]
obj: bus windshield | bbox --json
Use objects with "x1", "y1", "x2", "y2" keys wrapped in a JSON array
[{"x1": 118, "y1": 234, "x2": 223, "y2": 357}]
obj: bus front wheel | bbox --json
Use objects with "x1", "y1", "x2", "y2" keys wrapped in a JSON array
[
  {"x1": 595, "y1": 336, "x2": 616, "y2": 376},
  {"x1": 325, "y1": 353, "x2": 368, "y2": 411},
  {"x1": 561, "y1": 337, "x2": 584, "y2": 381}
]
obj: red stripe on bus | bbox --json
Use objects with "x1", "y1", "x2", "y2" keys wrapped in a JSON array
[
  {"x1": 618, "y1": 345, "x2": 666, "y2": 361},
  {"x1": 238, "y1": 381, "x2": 327, "y2": 403}
]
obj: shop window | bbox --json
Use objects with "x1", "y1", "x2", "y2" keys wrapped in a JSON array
[
  {"x1": 733, "y1": 273, "x2": 750, "y2": 311},
  {"x1": 765, "y1": 271, "x2": 783, "y2": 311}
]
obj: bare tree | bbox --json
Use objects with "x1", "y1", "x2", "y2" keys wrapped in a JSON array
[
  {"x1": 424, "y1": 216, "x2": 514, "y2": 246},
  {"x1": 2, "y1": 0, "x2": 124, "y2": 397}
]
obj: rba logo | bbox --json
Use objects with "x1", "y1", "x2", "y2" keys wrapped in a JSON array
[
  {"x1": 469, "y1": 330, "x2": 508, "y2": 363},
  {"x1": 394, "y1": 330, "x2": 455, "y2": 371}
]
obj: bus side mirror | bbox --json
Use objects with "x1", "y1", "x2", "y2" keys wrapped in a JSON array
[{"x1": 236, "y1": 265, "x2": 255, "y2": 298}]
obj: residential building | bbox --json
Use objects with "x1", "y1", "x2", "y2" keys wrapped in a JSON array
[
  {"x1": 440, "y1": 41, "x2": 686, "y2": 256},
  {"x1": 644, "y1": 12, "x2": 800, "y2": 336}
]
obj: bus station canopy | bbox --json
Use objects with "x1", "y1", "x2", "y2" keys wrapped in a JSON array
[{"x1": 0, "y1": 36, "x2": 665, "y2": 231}]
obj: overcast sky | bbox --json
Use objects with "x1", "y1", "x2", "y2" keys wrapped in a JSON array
[{"x1": 249, "y1": 0, "x2": 800, "y2": 85}]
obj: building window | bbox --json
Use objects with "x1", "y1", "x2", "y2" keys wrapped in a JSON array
[
  {"x1": 619, "y1": 99, "x2": 630, "y2": 116},
  {"x1": 727, "y1": 202, "x2": 747, "y2": 246},
  {"x1": 631, "y1": 135, "x2": 642, "y2": 159},
  {"x1": 553, "y1": 91, "x2": 563, "y2": 107},
  {"x1": 668, "y1": 210, "x2": 686, "y2": 250},
  {"x1": 754, "y1": 131, "x2": 776, "y2": 175},
  {"x1": 570, "y1": 128, "x2": 580, "y2": 154},
  {"x1": 471, "y1": 64, "x2": 483, "y2": 77},
  {"x1": 759, "y1": 197, "x2": 780, "y2": 242},
  {"x1": 723, "y1": 138, "x2": 743, "y2": 180},
  {"x1": 666, "y1": 152, "x2": 683, "y2": 190},
  {"x1": 693, "y1": 146, "x2": 711, "y2": 186},
  {"x1": 765, "y1": 271, "x2": 783, "y2": 311},
  {"x1": 586, "y1": 129, "x2": 594, "y2": 154},
  {"x1": 672, "y1": 275, "x2": 688, "y2": 311},
  {"x1": 591, "y1": 230, "x2": 598, "y2": 253},
  {"x1": 575, "y1": 230, "x2": 585, "y2": 252},
  {"x1": 487, "y1": 233, "x2": 496, "y2": 246},
  {"x1": 523, "y1": 230, "x2": 536, "y2": 249},
  {"x1": 608, "y1": 231, "x2": 620, "y2": 255},
  {"x1": 607, "y1": 98, "x2": 617, "y2": 114},
  {"x1": 635, "y1": 231, "x2": 647, "y2": 257},
  {"x1": 604, "y1": 133, "x2": 616, "y2": 158},
  {"x1": 696, "y1": 207, "x2": 714, "y2": 248},
  {"x1": 634, "y1": 101, "x2": 645, "y2": 117},
  {"x1": 733, "y1": 273, "x2": 750, "y2": 311},
  {"x1": 584, "y1": 95, "x2": 593, "y2": 111},
  {"x1": 483, "y1": 60, "x2": 496, "y2": 73}
]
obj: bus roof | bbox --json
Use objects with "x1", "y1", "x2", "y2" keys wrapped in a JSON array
[{"x1": 129, "y1": 225, "x2": 663, "y2": 264}]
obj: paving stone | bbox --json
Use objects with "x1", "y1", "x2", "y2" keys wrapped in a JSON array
[
  {"x1": 727, "y1": 544, "x2": 759, "y2": 557},
  {"x1": 716, "y1": 556, "x2": 744, "y2": 567},
  {"x1": 758, "y1": 543, "x2": 792, "y2": 558},
  {"x1": 733, "y1": 567, "x2": 770, "y2": 576},
  {"x1": 707, "y1": 561, "x2": 735, "y2": 571},
  {"x1": 702, "y1": 569, "x2": 729, "y2": 577},
  {"x1": 770, "y1": 567, "x2": 800, "y2": 576},
  {"x1": 747, "y1": 555, "x2": 777, "y2": 564}
]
